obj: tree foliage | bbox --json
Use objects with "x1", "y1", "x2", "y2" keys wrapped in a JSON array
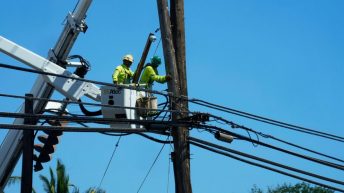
[
  {"x1": 250, "y1": 182, "x2": 334, "y2": 193},
  {"x1": 39, "y1": 159, "x2": 105, "y2": 193}
]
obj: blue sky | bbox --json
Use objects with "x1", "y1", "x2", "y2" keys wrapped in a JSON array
[{"x1": 1, "y1": 0, "x2": 343, "y2": 192}]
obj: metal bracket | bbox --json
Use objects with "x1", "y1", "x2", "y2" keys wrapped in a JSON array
[
  {"x1": 182, "y1": 113, "x2": 210, "y2": 124},
  {"x1": 67, "y1": 12, "x2": 88, "y2": 33}
]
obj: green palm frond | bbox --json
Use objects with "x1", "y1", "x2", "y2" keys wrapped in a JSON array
[
  {"x1": 49, "y1": 167, "x2": 56, "y2": 190},
  {"x1": 56, "y1": 159, "x2": 70, "y2": 193},
  {"x1": 38, "y1": 160, "x2": 106, "y2": 193},
  {"x1": 84, "y1": 187, "x2": 106, "y2": 193},
  {"x1": 69, "y1": 184, "x2": 80, "y2": 193},
  {"x1": 39, "y1": 174, "x2": 54, "y2": 193}
]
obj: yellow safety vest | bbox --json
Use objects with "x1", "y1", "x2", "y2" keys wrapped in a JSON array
[
  {"x1": 139, "y1": 65, "x2": 166, "y2": 88},
  {"x1": 112, "y1": 64, "x2": 134, "y2": 84}
]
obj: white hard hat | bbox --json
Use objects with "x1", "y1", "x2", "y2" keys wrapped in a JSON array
[{"x1": 123, "y1": 54, "x2": 134, "y2": 63}]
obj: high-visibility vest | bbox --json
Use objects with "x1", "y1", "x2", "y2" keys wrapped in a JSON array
[
  {"x1": 112, "y1": 64, "x2": 134, "y2": 84},
  {"x1": 139, "y1": 65, "x2": 166, "y2": 87}
]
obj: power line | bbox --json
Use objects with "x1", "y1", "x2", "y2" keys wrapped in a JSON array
[
  {"x1": 196, "y1": 124, "x2": 344, "y2": 170},
  {"x1": 136, "y1": 137, "x2": 168, "y2": 193},
  {"x1": 0, "y1": 123, "x2": 147, "y2": 133},
  {"x1": 0, "y1": 63, "x2": 173, "y2": 98},
  {"x1": 191, "y1": 99, "x2": 344, "y2": 143},
  {"x1": 2, "y1": 62, "x2": 343, "y2": 144},
  {"x1": 190, "y1": 140, "x2": 344, "y2": 193},
  {"x1": 0, "y1": 112, "x2": 192, "y2": 128},
  {"x1": 98, "y1": 136, "x2": 122, "y2": 188},
  {"x1": 0, "y1": 93, "x2": 184, "y2": 115},
  {"x1": 189, "y1": 137, "x2": 344, "y2": 186},
  {"x1": 210, "y1": 115, "x2": 344, "y2": 164},
  {"x1": 166, "y1": 145, "x2": 172, "y2": 193},
  {"x1": 2, "y1": 90, "x2": 343, "y2": 167},
  {"x1": 136, "y1": 133, "x2": 173, "y2": 144}
]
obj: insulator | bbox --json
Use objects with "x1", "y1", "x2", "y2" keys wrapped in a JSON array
[
  {"x1": 34, "y1": 144, "x2": 56, "y2": 154},
  {"x1": 37, "y1": 135, "x2": 60, "y2": 145}
]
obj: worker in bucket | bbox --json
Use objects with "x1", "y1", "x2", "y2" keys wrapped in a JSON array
[
  {"x1": 139, "y1": 56, "x2": 171, "y2": 88},
  {"x1": 112, "y1": 54, "x2": 135, "y2": 84}
]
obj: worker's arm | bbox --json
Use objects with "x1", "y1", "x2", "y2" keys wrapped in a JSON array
[
  {"x1": 112, "y1": 67, "x2": 121, "y2": 83},
  {"x1": 146, "y1": 67, "x2": 167, "y2": 83},
  {"x1": 129, "y1": 69, "x2": 135, "y2": 78}
]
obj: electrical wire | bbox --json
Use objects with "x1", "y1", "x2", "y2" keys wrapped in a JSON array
[
  {"x1": 166, "y1": 147, "x2": 171, "y2": 193},
  {"x1": 0, "y1": 93, "x2": 185, "y2": 115},
  {"x1": 189, "y1": 137, "x2": 344, "y2": 186},
  {"x1": 99, "y1": 132, "x2": 132, "y2": 137},
  {"x1": 190, "y1": 140, "x2": 344, "y2": 193},
  {"x1": 78, "y1": 99, "x2": 102, "y2": 116},
  {"x1": 43, "y1": 109, "x2": 89, "y2": 128},
  {"x1": 0, "y1": 90, "x2": 342, "y2": 167},
  {"x1": 210, "y1": 114, "x2": 344, "y2": 164},
  {"x1": 0, "y1": 123, "x2": 147, "y2": 133},
  {"x1": 136, "y1": 136, "x2": 169, "y2": 193},
  {"x1": 195, "y1": 124, "x2": 344, "y2": 170},
  {"x1": 0, "y1": 63, "x2": 174, "y2": 98},
  {"x1": 153, "y1": 38, "x2": 162, "y2": 56},
  {"x1": 0, "y1": 112, "x2": 193, "y2": 128},
  {"x1": 98, "y1": 136, "x2": 122, "y2": 188},
  {"x1": 191, "y1": 99, "x2": 344, "y2": 143},
  {"x1": 136, "y1": 133, "x2": 173, "y2": 144},
  {"x1": 3, "y1": 62, "x2": 343, "y2": 144},
  {"x1": 153, "y1": 95, "x2": 169, "y2": 120}
]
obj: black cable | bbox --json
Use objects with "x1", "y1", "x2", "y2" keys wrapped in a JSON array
[
  {"x1": 210, "y1": 115, "x2": 344, "y2": 164},
  {"x1": 190, "y1": 140, "x2": 344, "y2": 193},
  {"x1": 0, "y1": 123, "x2": 147, "y2": 133},
  {"x1": 0, "y1": 112, "x2": 193, "y2": 128},
  {"x1": 3, "y1": 91, "x2": 342, "y2": 166},
  {"x1": 196, "y1": 124, "x2": 344, "y2": 170},
  {"x1": 262, "y1": 133, "x2": 344, "y2": 164},
  {"x1": 78, "y1": 99, "x2": 102, "y2": 116},
  {"x1": 0, "y1": 63, "x2": 174, "y2": 98},
  {"x1": 99, "y1": 132, "x2": 132, "y2": 137},
  {"x1": 136, "y1": 133, "x2": 173, "y2": 144},
  {"x1": 189, "y1": 137, "x2": 344, "y2": 186},
  {"x1": 245, "y1": 129, "x2": 259, "y2": 147},
  {"x1": 192, "y1": 100, "x2": 344, "y2": 143},
  {"x1": 153, "y1": 38, "x2": 162, "y2": 56},
  {"x1": 98, "y1": 136, "x2": 122, "y2": 188},
  {"x1": 166, "y1": 150, "x2": 171, "y2": 193},
  {"x1": 1, "y1": 62, "x2": 342, "y2": 143},
  {"x1": 0, "y1": 93, "x2": 187, "y2": 115},
  {"x1": 136, "y1": 137, "x2": 168, "y2": 193},
  {"x1": 153, "y1": 95, "x2": 169, "y2": 120},
  {"x1": 43, "y1": 109, "x2": 89, "y2": 128}
]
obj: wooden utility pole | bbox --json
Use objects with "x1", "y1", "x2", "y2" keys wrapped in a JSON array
[
  {"x1": 170, "y1": 0, "x2": 188, "y2": 99},
  {"x1": 170, "y1": 0, "x2": 192, "y2": 193},
  {"x1": 21, "y1": 94, "x2": 34, "y2": 193},
  {"x1": 157, "y1": 0, "x2": 192, "y2": 193}
]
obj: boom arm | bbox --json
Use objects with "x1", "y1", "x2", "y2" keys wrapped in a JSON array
[
  {"x1": 0, "y1": 0, "x2": 94, "y2": 190},
  {"x1": 0, "y1": 36, "x2": 101, "y2": 101}
]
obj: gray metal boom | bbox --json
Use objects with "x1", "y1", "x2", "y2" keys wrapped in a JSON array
[{"x1": 0, "y1": 0, "x2": 93, "y2": 190}]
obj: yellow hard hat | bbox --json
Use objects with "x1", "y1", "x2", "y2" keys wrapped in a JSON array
[{"x1": 123, "y1": 54, "x2": 134, "y2": 63}]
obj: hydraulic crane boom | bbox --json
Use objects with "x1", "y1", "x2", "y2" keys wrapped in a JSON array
[{"x1": 0, "y1": 0, "x2": 93, "y2": 190}]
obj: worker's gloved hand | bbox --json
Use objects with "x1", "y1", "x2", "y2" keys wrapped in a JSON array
[{"x1": 165, "y1": 75, "x2": 172, "y2": 81}]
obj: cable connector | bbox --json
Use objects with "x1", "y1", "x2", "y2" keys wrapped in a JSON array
[
  {"x1": 182, "y1": 113, "x2": 210, "y2": 124},
  {"x1": 215, "y1": 131, "x2": 234, "y2": 144}
]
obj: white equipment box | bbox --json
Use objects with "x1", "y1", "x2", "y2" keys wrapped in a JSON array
[{"x1": 101, "y1": 85, "x2": 146, "y2": 129}]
